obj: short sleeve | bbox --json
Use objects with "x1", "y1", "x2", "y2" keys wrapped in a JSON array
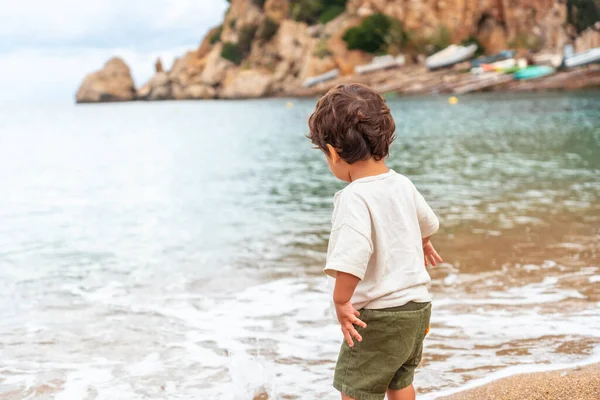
[
  {"x1": 324, "y1": 191, "x2": 373, "y2": 279},
  {"x1": 324, "y1": 225, "x2": 372, "y2": 279},
  {"x1": 412, "y1": 184, "x2": 439, "y2": 238}
]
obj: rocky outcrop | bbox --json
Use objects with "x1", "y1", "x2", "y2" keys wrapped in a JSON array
[
  {"x1": 76, "y1": 57, "x2": 136, "y2": 103},
  {"x1": 220, "y1": 0, "x2": 265, "y2": 44},
  {"x1": 137, "y1": 72, "x2": 171, "y2": 100},
  {"x1": 477, "y1": 17, "x2": 508, "y2": 55},
  {"x1": 299, "y1": 55, "x2": 338, "y2": 82},
  {"x1": 155, "y1": 58, "x2": 163, "y2": 73},
  {"x1": 575, "y1": 25, "x2": 600, "y2": 52},
  {"x1": 220, "y1": 70, "x2": 274, "y2": 98},
  {"x1": 264, "y1": 0, "x2": 289, "y2": 23},
  {"x1": 177, "y1": 84, "x2": 217, "y2": 100},
  {"x1": 199, "y1": 44, "x2": 233, "y2": 86},
  {"x1": 278, "y1": 20, "x2": 311, "y2": 60},
  {"x1": 138, "y1": 49, "x2": 219, "y2": 100},
  {"x1": 198, "y1": 26, "x2": 221, "y2": 58},
  {"x1": 170, "y1": 51, "x2": 213, "y2": 97}
]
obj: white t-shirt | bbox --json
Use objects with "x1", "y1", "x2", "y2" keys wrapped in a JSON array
[{"x1": 324, "y1": 170, "x2": 439, "y2": 310}]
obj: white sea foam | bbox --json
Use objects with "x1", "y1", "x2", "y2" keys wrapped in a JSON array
[{"x1": 2, "y1": 262, "x2": 599, "y2": 400}]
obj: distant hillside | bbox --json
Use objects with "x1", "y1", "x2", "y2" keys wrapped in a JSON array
[{"x1": 76, "y1": 0, "x2": 600, "y2": 102}]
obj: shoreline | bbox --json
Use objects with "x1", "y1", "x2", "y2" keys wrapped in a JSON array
[
  {"x1": 279, "y1": 64, "x2": 600, "y2": 99},
  {"x1": 76, "y1": 64, "x2": 600, "y2": 104},
  {"x1": 74, "y1": 81, "x2": 600, "y2": 105},
  {"x1": 425, "y1": 354, "x2": 600, "y2": 400}
]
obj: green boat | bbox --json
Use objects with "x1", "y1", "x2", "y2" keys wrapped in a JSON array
[
  {"x1": 500, "y1": 66, "x2": 521, "y2": 74},
  {"x1": 513, "y1": 66, "x2": 555, "y2": 80}
]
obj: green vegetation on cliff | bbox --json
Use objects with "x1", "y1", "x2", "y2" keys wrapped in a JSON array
[
  {"x1": 210, "y1": 25, "x2": 224, "y2": 44},
  {"x1": 290, "y1": 0, "x2": 347, "y2": 25},
  {"x1": 567, "y1": 0, "x2": 600, "y2": 33},
  {"x1": 222, "y1": 25, "x2": 258, "y2": 65},
  {"x1": 343, "y1": 14, "x2": 409, "y2": 54},
  {"x1": 221, "y1": 42, "x2": 243, "y2": 64},
  {"x1": 319, "y1": 5, "x2": 345, "y2": 24},
  {"x1": 258, "y1": 18, "x2": 279, "y2": 43}
]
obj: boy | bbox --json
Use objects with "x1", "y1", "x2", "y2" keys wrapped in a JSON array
[{"x1": 307, "y1": 84, "x2": 442, "y2": 400}]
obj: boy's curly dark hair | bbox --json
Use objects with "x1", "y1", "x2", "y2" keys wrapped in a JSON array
[{"x1": 307, "y1": 83, "x2": 396, "y2": 164}]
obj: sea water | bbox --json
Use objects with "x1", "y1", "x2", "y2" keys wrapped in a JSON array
[{"x1": 0, "y1": 92, "x2": 599, "y2": 399}]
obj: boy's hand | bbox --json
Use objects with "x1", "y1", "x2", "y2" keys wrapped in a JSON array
[
  {"x1": 334, "y1": 301, "x2": 367, "y2": 348},
  {"x1": 423, "y1": 241, "x2": 443, "y2": 266}
]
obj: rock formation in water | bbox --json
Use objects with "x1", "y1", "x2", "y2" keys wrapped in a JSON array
[
  {"x1": 76, "y1": 57, "x2": 136, "y2": 103},
  {"x1": 77, "y1": 0, "x2": 600, "y2": 102}
]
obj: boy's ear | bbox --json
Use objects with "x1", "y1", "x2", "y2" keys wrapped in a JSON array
[{"x1": 326, "y1": 144, "x2": 340, "y2": 164}]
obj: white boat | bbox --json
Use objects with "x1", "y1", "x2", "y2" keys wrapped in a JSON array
[
  {"x1": 355, "y1": 55, "x2": 406, "y2": 74},
  {"x1": 564, "y1": 47, "x2": 600, "y2": 68},
  {"x1": 426, "y1": 44, "x2": 478, "y2": 70},
  {"x1": 490, "y1": 58, "x2": 516, "y2": 69},
  {"x1": 532, "y1": 53, "x2": 562, "y2": 68},
  {"x1": 303, "y1": 69, "x2": 340, "y2": 88}
]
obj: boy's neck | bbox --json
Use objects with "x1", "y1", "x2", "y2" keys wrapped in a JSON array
[{"x1": 348, "y1": 159, "x2": 390, "y2": 182}]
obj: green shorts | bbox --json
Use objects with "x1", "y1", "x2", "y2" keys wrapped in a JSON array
[{"x1": 333, "y1": 302, "x2": 432, "y2": 400}]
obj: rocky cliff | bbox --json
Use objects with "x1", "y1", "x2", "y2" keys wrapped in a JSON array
[
  {"x1": 76, "y1": 58, "x2": 136, "y2": 103},
  {"x1": 76, "y1": 0, "x2": 600, "y2": 102}
]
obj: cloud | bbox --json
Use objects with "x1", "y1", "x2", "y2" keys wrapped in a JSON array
[
  {"x1": 0, "y1": 0, "x2": 228, "y2": 103},
  {"x1": 0, "y1": 0, "x2": 227, "y2": 50},
  {"x1": 0, "y1": 47, "x2": 193, "y2": 103}
]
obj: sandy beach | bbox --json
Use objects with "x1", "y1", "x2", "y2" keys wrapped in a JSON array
[{"x1": 439, "y1": 363, "x2": 600, "y2": 400}]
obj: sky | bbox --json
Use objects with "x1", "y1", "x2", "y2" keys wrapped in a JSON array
[{"x1": 0, "y1": 0, "x2": 227, "y2": 104}]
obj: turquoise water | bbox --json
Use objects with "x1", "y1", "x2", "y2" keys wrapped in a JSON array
[{"x1": 0, "y1": 91, "x2": 599, "y2": 399}]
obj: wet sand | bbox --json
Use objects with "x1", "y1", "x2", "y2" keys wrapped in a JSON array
[{"x1": 439, "y1": 363, "x2": 600, "y2": 400}]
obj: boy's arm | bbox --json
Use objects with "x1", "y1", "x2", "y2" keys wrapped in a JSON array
[
  {"x1": 333, "y1": 271, "x2": 367, "y2": 348},
  {"x1": 333, "y1": 271, "x2": 360, "y2": 304},
  {"x1": 325, "y1": 194, "x2": 372, "y2": 347}
]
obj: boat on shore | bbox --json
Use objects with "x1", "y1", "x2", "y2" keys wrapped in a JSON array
[
  {"x1": 499, "y1": 66, "x2": 522, "y2": 74},
  {"x1": 303, "y1": 68, "x2": 340, "y2": 88},
  {"x1": 472, "y1": 58, "x2": 527, "y2": 75},
  {"x1": 513, "y1": 65, "x2": 555, "y2": 80},
  {"x1": 470, "y1": 50, "x2": 515, "y2": 67},
  {"x1": 480, "y1": 58, "x2": 517, "y2": 72},
  {"x1": 426, "y1": 44, "x2": 478, "y2": 70},
  {"x1": 355, "y1": 55, "x2": 405, "y2": 74},
  {"x1": 532, "y1": 53, "x2": 562, "y2": 68},
  {"x1": 564, "y1": 47, "x2": 600, "y2": 68}
]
